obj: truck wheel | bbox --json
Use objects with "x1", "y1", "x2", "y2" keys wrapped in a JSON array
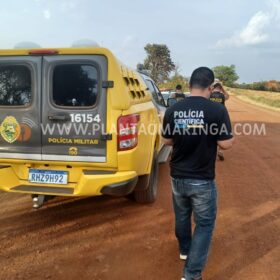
[{"x1": 134, "y1": 151, "x2": 159, "y2": 203}]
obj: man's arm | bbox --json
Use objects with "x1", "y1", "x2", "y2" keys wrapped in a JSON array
[
  {"x1": 223, "y1": 90, "x2": 230, "y2": 100},
  {"x1": 162, "y1": 137, "x2": 173, "y2": 146},
  {"x1": 221, "y1": 87, "x2": 230, "y2": 100},
  {"x1": 161, "y1": 107, "x2": 174, "y2": 145},
  {"x1": 218, "y1": 137, "x2": 234, "y2": 150}
]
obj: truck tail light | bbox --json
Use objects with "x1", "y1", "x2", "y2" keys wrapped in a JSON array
[
  {"x1": 117, "y1": 114, "x2": 140, "y2": 151},
  {"x1": 28, "y1": 49, "x2": 59, "y2": 55}
]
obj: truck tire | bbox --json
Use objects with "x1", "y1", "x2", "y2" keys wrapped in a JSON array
[{"x1": 134, "y1": 151, "x2": 159, "y2": 203}]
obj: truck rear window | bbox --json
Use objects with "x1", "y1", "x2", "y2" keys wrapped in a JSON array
[
  {"x1": 53, "y1": 64, "x2": 98, "y2": 107},
  {"x1": 0, "y1": 65, "x2": 32, "y2": 106}
]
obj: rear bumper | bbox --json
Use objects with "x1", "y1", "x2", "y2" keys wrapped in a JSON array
[
  {"x1": 0, "y1": 166, "x2": 138, "y2": 197},
  {"x1": 101, "y1": 177, "x2": 138, "y2": 196}
]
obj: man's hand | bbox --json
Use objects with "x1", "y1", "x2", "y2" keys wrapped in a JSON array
[
  {"x1": 218, "y1": 137, "x2": 234, "y2": 150},
  {"x1": 162, "y1": 137, "x2": 173, "y2": 146}
]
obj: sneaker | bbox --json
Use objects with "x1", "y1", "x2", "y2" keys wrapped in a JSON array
[{"x1": 180, "y1": 254, "x2": 187, "y2": 260}]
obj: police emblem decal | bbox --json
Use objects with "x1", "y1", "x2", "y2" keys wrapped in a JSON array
[{"x1": 0, "y1": 116, "x2": 21, "y2": 143}]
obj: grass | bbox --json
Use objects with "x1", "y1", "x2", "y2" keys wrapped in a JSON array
[{"x1": 229, "y1": 88, "x2": 280, "y2": 109}]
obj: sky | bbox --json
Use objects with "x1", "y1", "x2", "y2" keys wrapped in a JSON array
[{"x1": 0, "y1": 0, "x2": 280, "y2": 82}]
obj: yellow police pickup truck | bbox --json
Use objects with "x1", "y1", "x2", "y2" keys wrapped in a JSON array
[{"x1": 0, "y1": 47, "x2": 171, "y2": 208}]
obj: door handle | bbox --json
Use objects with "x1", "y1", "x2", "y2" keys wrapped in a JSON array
[{"x1": 48, "y1": 114, "x2": 70, "y2": 121}]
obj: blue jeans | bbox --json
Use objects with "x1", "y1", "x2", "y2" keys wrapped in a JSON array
[{"x1": 172, "y1": 178, "x2": 217, "y2": 280}]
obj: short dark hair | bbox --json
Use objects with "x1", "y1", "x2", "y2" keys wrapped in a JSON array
[
  {"x1": 176, "y1": 84, "x2": 182, "y2": 90},
  {"x1": 189, "y1": 67, "x2": 215, "y2": 89}
]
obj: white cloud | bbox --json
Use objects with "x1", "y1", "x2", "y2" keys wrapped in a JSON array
[
  {"x1": 215, "y1": 0, "x2": 280, "y2": 48},
  {"x1": 43, "y1": 9, "x2": 51, "y2": 19}
]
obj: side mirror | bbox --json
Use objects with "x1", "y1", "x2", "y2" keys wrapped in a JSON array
[{"x1": 167, "y1": 98, "x2": 177, "y2": 107}]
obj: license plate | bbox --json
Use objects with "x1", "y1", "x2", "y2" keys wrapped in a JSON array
[{"x1": 29, "y1": 169, "x2": 68, "y2": 185}]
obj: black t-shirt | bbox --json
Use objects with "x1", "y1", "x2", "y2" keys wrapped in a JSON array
[
  {"x1": 210, "y1": 91, "x2": 225, "y2": 105},
  {"x1": 162, "y1": 96, "x2": 233, "y2": 180},
  {"x1": 175, "y1": 92, "x2": 186, "y2": 100}
]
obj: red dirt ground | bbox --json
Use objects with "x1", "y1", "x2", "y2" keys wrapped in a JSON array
[{"x1": 0, "y1": 96, "x2": 279, "y2": 280}]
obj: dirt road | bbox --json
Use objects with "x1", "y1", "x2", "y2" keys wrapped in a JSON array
[{"x1": 0, "y1": 96, "x2": 279, "y2": 280}]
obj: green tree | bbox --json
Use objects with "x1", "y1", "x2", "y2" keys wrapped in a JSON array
[
  {"x1": 142, "y1": 44, "x2": 175, "y2": 83},
  {"x1": 212, "y1": 65, "x2": 239, "y2": 86},
  {"x1": 158, "y1": 64, "x2": 189, "y2": 91},
  {"x1": 159, "y1": 74, "x2": 189, "y2": 92}
]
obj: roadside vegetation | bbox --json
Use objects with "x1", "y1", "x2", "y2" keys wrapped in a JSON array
[
  {"x1": 229, "y1": 87, "x2": 280, "y2": 109},
  {"x1": 235, "y1": 80, "x2": 280, "y2": 92}
]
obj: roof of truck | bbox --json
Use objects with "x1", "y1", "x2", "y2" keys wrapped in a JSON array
[
  {"x1": 0, "y1": 46, "x2": 152, "y2": 107},
  {"x1": 0, "y1": 47, "x2": 115, "y2": 56}
]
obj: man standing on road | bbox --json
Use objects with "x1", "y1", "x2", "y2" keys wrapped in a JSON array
[
  {"x1": 162, "y1": 67, "x2": 234, "y2": 280},
  {"x1": 210, "y1": 81, "x2": 230, "y2": 161},
  {"x1": 170, "y1": 84, "x2": 186, "y2": 102},
  {"x1": 210, "y1": 81, "x2": 229, "y2": 105}
]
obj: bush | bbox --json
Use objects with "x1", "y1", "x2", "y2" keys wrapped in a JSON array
[{"x1": 234, "y1": 80, "x2": 280, "y2": 92}]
